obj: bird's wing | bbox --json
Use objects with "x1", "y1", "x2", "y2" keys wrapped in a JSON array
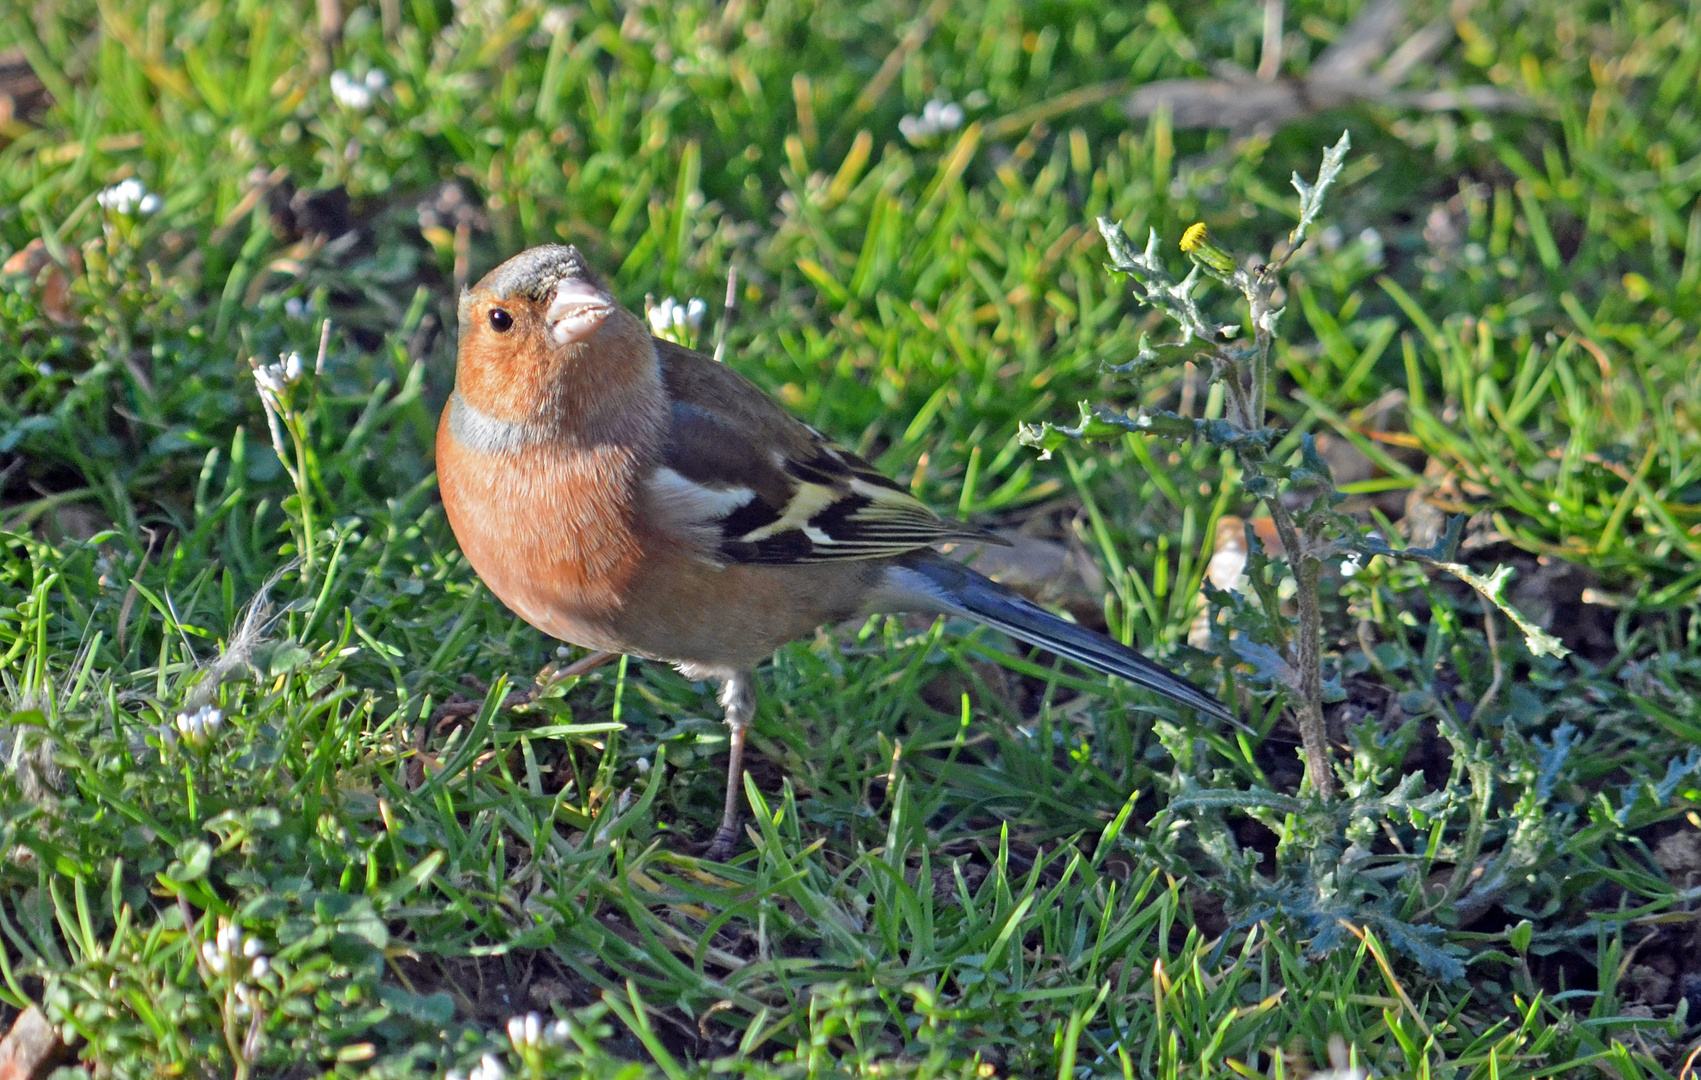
[{"x1": 646, "y1": 340, "x2": 1004, "y2": 565}]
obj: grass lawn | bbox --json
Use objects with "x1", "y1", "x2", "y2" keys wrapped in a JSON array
[{"x1": 2, "y1": 0, "x2": 1701, "y2": 1075}]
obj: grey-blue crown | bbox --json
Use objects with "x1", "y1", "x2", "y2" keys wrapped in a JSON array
[{"x1": 475, "y1": 245, "x2": 604, "y2": 303}]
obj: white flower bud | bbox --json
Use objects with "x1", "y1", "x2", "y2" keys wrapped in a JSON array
[
  {"x1": 98, "y1": 178, "x2": 162, "y2": 216},
  {"x1": 507, "y1": 1012, "x2": 543, "y2": 1049},
  {"x1": 470, "y1": 1054, "x2": 507, "y2": 1080},
  {"x1": 330, "y1": 70, "x2": 375, "y2": 110},
  {"x1": 648, "y1": 298, "x2": 677, "y2": 335}
]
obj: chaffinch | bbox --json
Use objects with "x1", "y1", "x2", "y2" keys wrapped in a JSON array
[{"x1": 436, "y1": 245, "x2": 1233, "y2": 858}]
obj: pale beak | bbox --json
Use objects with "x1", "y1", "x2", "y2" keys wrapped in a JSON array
[{"x1": 546, "y1": 277, "x2": 615, "y2": 345}]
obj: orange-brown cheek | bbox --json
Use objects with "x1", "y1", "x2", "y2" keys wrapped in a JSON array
[{"x1": 455, "y1": 325, "x2": 558, "y2": 424}]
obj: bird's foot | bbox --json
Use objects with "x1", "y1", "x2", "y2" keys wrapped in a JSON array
[{"x1": 704, "y1": 824, "x2": 739, "y2": 863}]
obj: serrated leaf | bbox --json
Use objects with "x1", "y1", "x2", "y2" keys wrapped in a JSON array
[
  {"x1": 1290, "y1": 131, "x2": 1352, "y2": 246},
  {"x1": 1231, "y1": 638, "x2": 1300, "y2": 693}
]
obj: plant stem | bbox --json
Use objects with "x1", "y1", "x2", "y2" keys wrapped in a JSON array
[
  {"x1": 1260, "y1": 494, "x2": 1334, "y2": 798},
  {"x1": 291, "y1": 416, "x2": 317, "y2": 576},
  {"x1": 1219, "y1": 283, "x2": 1335, "y2": 799},
  {"x1": 1293, "y1": 546, "x2": 1333, "y2": 797}
]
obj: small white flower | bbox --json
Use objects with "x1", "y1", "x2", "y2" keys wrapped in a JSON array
[
  {"x1": 254, "y1": 367, "x2": 284, "y2": 397},
  {"x1": 507, "y1": 1012, "x2": 542, "y2": 1050},
  {"x1": 925, "y1": 99, "x2": 963, "y2": 130},
  {"x1": 253, "y1": 351, "x2": 304, "y2": 401},
  {"x1": 634, "y1": 757, "x2": 650, "y2": 774},
  {"x1": 647, "y1": 297, "x2": 679, "y2": 335},
  {"x1": 469, "y1": 1054, "x2": 507, "y2": 1080},
  {"x1": 330, "y1": 69, "x2": 385, "y2": 110},
  {"x1": 98, "y1": 178, "x2": 162, "y2": 216},
  {"x1": 174, "y1": 705, "x2": 224, "y2": 746},
  {"x1": 204, "y1": 920, "x2": 269, "y2": 985},
  {"x1": 647, "y1": 296, "x2": 707, "y2": 342},
  {"x1": 330, "y1": 71, "x2": 372, "y2": 110},
  {"x1": 899, "y1": 99, "x2": 964, "y2": 145},
  {"x1": 545, "y1": 1018, "x2": 570, "y2": 1045}
]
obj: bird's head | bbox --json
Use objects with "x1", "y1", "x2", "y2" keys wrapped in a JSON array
[{"x1": 454, "y1": 245, "x2": 656, "y2": 426}]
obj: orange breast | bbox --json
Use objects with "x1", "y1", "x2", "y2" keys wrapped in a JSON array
[{"x1": 436, "y1": 413, "x2": 645, "y2": 650}]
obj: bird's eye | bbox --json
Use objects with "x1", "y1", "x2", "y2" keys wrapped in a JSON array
[{"x1": 487, "y1": 308, "x2": 514, "y2": 333}]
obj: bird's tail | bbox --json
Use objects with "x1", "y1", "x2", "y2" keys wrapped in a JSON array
[{"x1": 883, "y1": 553, "x2": 1236, "y2": 723}]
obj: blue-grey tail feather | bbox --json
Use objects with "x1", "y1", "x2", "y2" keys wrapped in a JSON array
[{"x1": 892, "y1": 553, "x2": 1236, "y2": 723}]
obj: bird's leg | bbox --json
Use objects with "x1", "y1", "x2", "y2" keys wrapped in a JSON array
[{"x1": 706, "y1": 671, "x2": 756, "y2": 861}]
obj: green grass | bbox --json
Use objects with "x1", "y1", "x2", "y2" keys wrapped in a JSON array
[{"x1": 2, "y1": 0, "x2": 1701, "y2": 1075}]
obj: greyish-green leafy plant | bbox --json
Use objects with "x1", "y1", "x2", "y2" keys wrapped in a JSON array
[
  {"x1": 1022, "y1": 132, "x2": 1566, "y2": 801},
  {"x1": 1016, "y1": 134, "x2": 1604, "y2": 980}
]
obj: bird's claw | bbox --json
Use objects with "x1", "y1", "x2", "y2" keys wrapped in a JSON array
[{"x1": 704, "y1": 825, "x2": 739, "y2": 863}]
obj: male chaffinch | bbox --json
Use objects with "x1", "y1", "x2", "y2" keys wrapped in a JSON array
[{"x1": 437, "y1": 245, "x2": 1234, "y2": 858}]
